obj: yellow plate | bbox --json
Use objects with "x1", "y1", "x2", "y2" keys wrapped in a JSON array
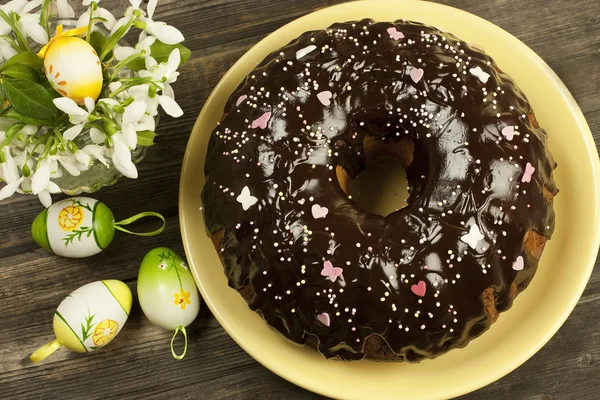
[{"x1": 180, "y1": 1, "x2": 600, "y2": 398}]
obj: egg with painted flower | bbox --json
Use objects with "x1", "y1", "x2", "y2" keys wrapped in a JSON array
[
  {"x1": 30, "y1": 280, "x2": 132, "y2": 362},
  {"x1": 43, "y1": 36, "x2": 103, "y2": 104},
  {"x1": 137, "y1": 248, "x2": 200, "y2": 330},
  {"x1": 32, "y1": 196, "x2": 115, "y2": 258}
]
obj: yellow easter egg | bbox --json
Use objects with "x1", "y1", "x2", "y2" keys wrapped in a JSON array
[
  {"x1": 44, "y1": 36, "x2": 103, "y2": 104},
  {"x1": 30, "y1": 280, "x2": 132, "y2": 362}
]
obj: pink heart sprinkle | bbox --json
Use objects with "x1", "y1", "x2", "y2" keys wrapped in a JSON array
[
  {"x1": 410, "y1": 68, "x2": 424, "y2": 84},
  {"x1": 321, "y1": 260, "x2": 343, "y2": 282},
  {"x1": 501, "y1": 126, "x2": 515, "y2": 141},
  {"x1": 236, "y1": 95, "x2": 247, "y2": 106},
  {"x1": 521, "y1": 162, "x2": 535, "y2": 183},
  {"x1": 317, "y1": 91, "x2": 333, "y2": 106},
  {"x1": 512, "y1": 256, "x2": 524, "y2": 271},
  {"x1": 317, "y1": 312, "x2": 330, "y2": 327},
  {"x1": 411, "y1": 280, "x2": 427, "y2": 297},
  {"x1": 251, "y1": 111, "x2": 272, "y2": 129},
  {"x1": 387, "y1": 27, "x2": 405, "y2": 40},
  {"x1": 311, "y1": 204, "x2": 329, "y2": 219}
]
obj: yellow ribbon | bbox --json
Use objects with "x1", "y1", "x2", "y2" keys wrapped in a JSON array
[
  {"x1": 170, "y1": 326, "x2": 188, "y2": 360},
  {"x1": 113, "y1": 212, "x2": 166, "y2": 237},
  {"x1": 30, "y1": 339, "x2": 62, "y2": 363},
  {"x1": 38, "y1": 25, "x2": 89, "y2": 59}
]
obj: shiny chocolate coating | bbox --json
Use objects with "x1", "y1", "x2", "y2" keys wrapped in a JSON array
[{"x1": 202, "y1": 20, "x2": 557, "y2": 361}]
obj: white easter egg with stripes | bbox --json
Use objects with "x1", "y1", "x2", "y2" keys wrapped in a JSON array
[
  {"x1": 32, "y1": 197, "x2": 116, "y2": 258},
  {"x1": 53, "y1": 280, "x2": 132, "y2": 353}
]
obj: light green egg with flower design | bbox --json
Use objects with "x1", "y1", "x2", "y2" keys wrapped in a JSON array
[
  {"x1": 138, "y1": 248, "x2": 200, "y2": 330},
  {"x1": 138, "y1": 248, "x2": 200, "y2": 359},
  {"x1": 32, "y1": 197, "x2": 116, "y2": 258}
]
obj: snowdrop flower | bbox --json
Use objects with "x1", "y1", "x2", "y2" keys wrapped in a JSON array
[
  {"x1": 56, "y1": 151, "x2": 88, "y2": 176},
  {"x1": 0, "y1": 0, "x2": 47, "y2": 44},
  {"x1": 53, "y1": 97, "x2": 95, "y2": 141},
  {"x1": 31, "y1": 157, "x2": 51, "y2": 194},
  {"x1": 141, "y1": 19, "x2": 184, "y2": 46},
  {"x1": 140, "y1": 48, "x2": 180, "y2": 85},
  {"x1": 120, "y1": 99, "x2": 147, "y2": 149},
  {"x1": 89, "y1": 127, "x2": 105, "y2": 144},
  {"x1": 0, "y1": 38, "x2": 17, "y2": 62},
  {"x1": 18, "y1": 4, "x2": 49, "y2": 45},
  {"x1": 114, "y1": 35, "x2": 155, "y2": 61},
  {"x1": 0, "y1": 0, "x2": 28, "y2": 35},
  {"x1": 30, "y1": 157, "x2": 61, "y2": 207},
  {"x1": 0, "y1": 176, "x2": 24, "y2": 201},
  {"x1": 77, "y1": 0, "x2": 116, "y2": 31},
  {"x1": 52, "y1": 0, "x2": 75, "y2": 18},
  {"x1": 106, "y1": 82, "x2": 131, "y2": 102},
  {"x1": 78, "y1": 144, "x2": 109, "y2": 167},
  {"x1": 135, "y1": 49, "x2": 183, "y2": 117},
  {"x1": 109, "y1": 0, "x2": 145, "y2": 37},
  {"x1": 35, "y1": 179, "x2": 61, "y2": 207},
  {"x1": 108, "y1": 133, "x2": 138, "y2": 179},
  {"x1": 128, "y1": 84, "x2": 159, "y2": 115},
  {"x1": 114, "y1": 0, "x2": 182, "y2": 46},
  {"x1": 128, "y1": 82, "x2": 182, "y2": 118},
  {"x1": 138, "y1": 0, "x2": 182, "y2": 45},
  {"x1": 0, "y1": 147, "x2": 22, "y2": 200},
  {"x1": 0, "y1": 148, "x2": 19, "y2": 182}
]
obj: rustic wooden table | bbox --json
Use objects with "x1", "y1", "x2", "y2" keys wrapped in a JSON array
[{"x1": 1, "y1": 0, "x2": 599, "y2": 399}]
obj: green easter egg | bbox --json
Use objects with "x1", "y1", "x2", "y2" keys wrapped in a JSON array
[
  {"x1": 137, "y1": 247, "x2": 200, "y2": 330},
  {"x1": 31, "y1": 197, "x2": 116, "y2": 258},
  {"x1": 93, "y1": 201, "x2": 115, "y2": 250},
  {"x1": 32, "y1": 208, "x2": 51, "y2": 251}
]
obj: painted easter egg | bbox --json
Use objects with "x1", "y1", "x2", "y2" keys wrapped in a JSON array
[
  {"x1": 137, "y1": 248, "x2": 200, "y2": 330},
  {"x1": 32, "y1": 197, "x2": 115, "y2": 258},
  {"x1": 44, "y1": 36, "x2": 103, "y2": 104},
  {"x1": 30, "y1": 280, "x2": 132, "y2": 362}
]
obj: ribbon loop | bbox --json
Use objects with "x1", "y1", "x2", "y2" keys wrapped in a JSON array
[
  {"x1": 113, "y1": 212, "x2": 166, "y2": 236},
  {"x1": 170, "y1": 326, "x2": 188, "y2": 360},
  {"x1": 30, "y1": 339, "x2": 62, "y2": 363}
]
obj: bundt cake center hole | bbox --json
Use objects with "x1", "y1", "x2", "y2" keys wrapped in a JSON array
[
  {"x1": 347, "y1": 157, "x2": 410, "y2": 217},
  {"x1": 336, "y1": 135, "x2": 415, "y2": 217}
]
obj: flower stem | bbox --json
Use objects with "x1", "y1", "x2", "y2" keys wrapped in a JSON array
[
  {"x1": 0, "y1": 122, "x2": 25, "y2": 149},
  {"x1": 0, "y1": 35, "x2": 20, "y2": 53},
  {"x1": 100, "y1": 10, "x2": 141, "y2": 61},
  {"x1": 36, "y1": 135, "x2": 54, "y2": 170},
  {"x1": 108, "y1": 77, "x2": 153, "y2": 98},
  {"x1": 53, "y1": 127, "x2": 68, "y2": 152},
  {"x1": 109, "y1": 52, "x2": 146, "y2": 81},
  {"x1": 0, "y1": 11, "x2": 28, "y2": 52},
  {"x1": 85, "y1": 2, "x2": 100, "y2": 43},
  {"x1": 40, "y1": 0, "x2": 52, "y2": 37}
]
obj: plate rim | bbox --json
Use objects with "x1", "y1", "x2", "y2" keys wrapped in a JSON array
[{"x1": 179, "y1": 1, "x2": 600, "y2": 398}]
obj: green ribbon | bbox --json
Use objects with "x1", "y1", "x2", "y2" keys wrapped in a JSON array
[
  {"x1": 113, "y1": 212, "x2": 166, "y2": 236},
  {"x1": 170, "y1": 325, "x2": 188, "y2": 360}
]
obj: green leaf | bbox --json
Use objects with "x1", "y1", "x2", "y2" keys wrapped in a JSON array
[
  {"x1": 0, "y1": 51, "x2": 43, "y2": 72},
  {"x1": 126, "y1": 41, "x2": 191, "y2": 72},
  {"x1": 0, "y1": 85, "x2": 5, "y2": 110},
  {"x1": 3, "y1": 79, "x2": 59, "y2": 121},
  {"x1": 136, "y1": 130, "x2": 157, "y2": 146},
  {"x1": 1, "y1": 65, "x2": 40, "y2": 82},
  {"x1": 89, "y1": 31, "x2": 108, "y2": 58},
  {"x1": 3, "y1": 109, "x2": 56, "y2": 126}
]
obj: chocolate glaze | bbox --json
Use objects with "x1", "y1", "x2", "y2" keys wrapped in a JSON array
[{"x1": 202, "y1": 20, "x2": 557, "y2": 361}]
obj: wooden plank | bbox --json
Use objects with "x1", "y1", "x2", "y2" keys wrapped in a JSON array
[{"x1": 0, "y1": 0, "x2": 598, "y2": 399}]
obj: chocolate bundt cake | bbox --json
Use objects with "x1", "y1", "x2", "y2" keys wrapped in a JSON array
[{"x1": 202, "y1": 19, "x2": 557, "y2": 361}]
